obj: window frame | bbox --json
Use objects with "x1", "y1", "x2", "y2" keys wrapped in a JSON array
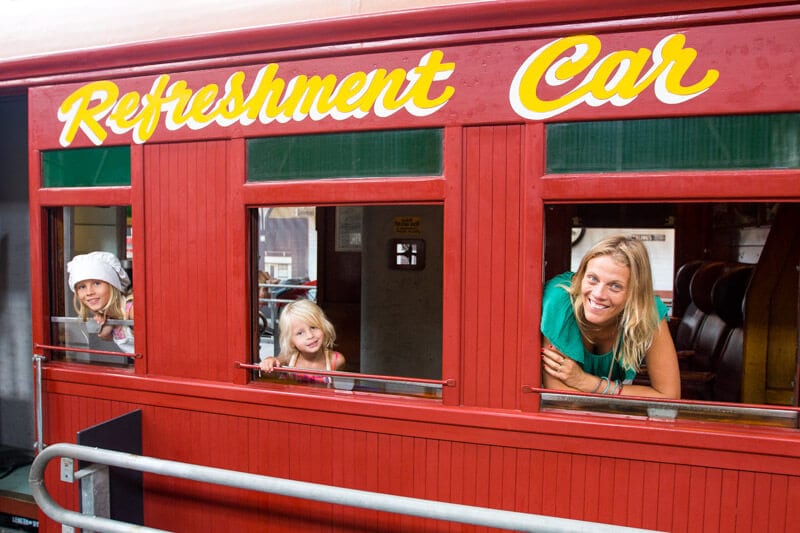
[
  {"x1": 533, "y1": 113, "x2": 800, "y2": 427},
  {"x1": 32, "y1": 144, "x2": 144, "y2": 373},
  {"x1": 241, "y1": 127, "x2": 461, "y2": 405}
]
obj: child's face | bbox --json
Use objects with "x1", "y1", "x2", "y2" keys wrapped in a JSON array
[
  {"x1": 289, "y1": 318, "x2": 324, "y2": 355},
  {"x1": 75, "y1": 279, "x2": 113, "y2": 313}
]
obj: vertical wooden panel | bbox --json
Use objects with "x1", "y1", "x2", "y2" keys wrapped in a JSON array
[
  {"x1": 626, "y1": 459, "x2": 646, "y2": 526},
  {"x1": 688, "y1": 466, "x2": 710, "y2": 532},
  {"x1": 500, "y1": 126, "x2": 523, "y2": 410},
  {"x1": 751, "y1": 472, "x2": 771, "y2": 532},
  {"x1": 568, "y1": 453, "x2": 586, "y2": 519},
  {"x1": 657, "y1": 463, "x2": 676, "y2": 532},
  {"x1": 143, "y1": 141, "x2": 230, "y2": 379},
  {"x1": 701, "y1": 468, "x2": 723, "y2": 532},
  {"x1": 767, "y1": 474, "x2": 788, "y2": 533},
  {"x1": 461, "y1": 125, "x2": 524, "y2": 409},
  {"x1": 597, "y1": 457, "x2": 617, "y2": 525},
  {"x1": 786, "y1": 476, "x2": 800, "y2": 529},
  {"x1": 672, "y1": 465, "x2": 692, "y2": 532},
  {"x1": 613, "y1": 459, "x2": 631, "y2": 526},
  {"x1": 719, "y1": 470, "x2": 740, "y2": 532}
]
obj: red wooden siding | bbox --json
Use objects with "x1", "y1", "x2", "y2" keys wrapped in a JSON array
[
  {"x1": 461, "y1": 125, "x2": 525, "y2": 410},
  {"x1": 143, "y1": 141, "x2": 232, "y2": 379},
  {"x1": 38, "y1": 387, "x2": 800, "y2": 532}
]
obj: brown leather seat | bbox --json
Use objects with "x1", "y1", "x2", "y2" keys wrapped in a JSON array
[
  {"x1": 671, "y1": 259, "x2": 705, "y2": 320},
  {"x1": 678, "y1": 261, "x2": 726, "y2": 367},
  {"x1": 711, "y1": 266, "x2": 754, "y2": 403}
]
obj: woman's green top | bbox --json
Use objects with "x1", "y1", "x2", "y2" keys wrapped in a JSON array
[{"x1": 541, "y1": 271, "x2": 668, "y2": 382}]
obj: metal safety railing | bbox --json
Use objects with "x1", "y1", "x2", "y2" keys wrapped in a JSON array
[{"x1": 30, "y1": 443, "x2": 662, "y2": 533}]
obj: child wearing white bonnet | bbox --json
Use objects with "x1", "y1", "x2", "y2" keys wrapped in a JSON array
[
  {"x1": 68, "y1": 251, "x2": 131, "y2": 293},
  {"x1": 67, "y1": 251, "x2": 134, "y2": 353}
]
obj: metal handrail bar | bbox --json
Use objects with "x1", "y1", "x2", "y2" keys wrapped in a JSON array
[
  {"x1": 50, "y1": 315, "x2": 134, "y2": 327},
  {"x1": 258, "y1": 283, "x2": 313, "y2": 289},
  {"x1": 33, "y1": 355, "x2": 45, "y2": 453},
  {"x1": 236, "y1": 361, "x2": 455, "y2": 387},
  {"x1": 259, "y1": 297, "x2": 312, "y2": 305},
  {"x1": 30, "y1": 443, "x2": 660, "y2": 533},
  {"x1": 35, "y1": 343, "x2": 141, "y2": 359}
]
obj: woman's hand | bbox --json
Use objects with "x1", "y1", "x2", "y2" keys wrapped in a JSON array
[
  {"x1": 259, "y1": 356, "x2": 281, "y2": 373},
  {"x1": 541, "y1": 341, "x2": 595, "y2": 392}
]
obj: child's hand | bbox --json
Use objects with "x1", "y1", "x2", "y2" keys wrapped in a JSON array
[
  {"x1": 259, "y1": 357, "x2": 281, "y2": 373},
  {"x1": 93, "y1": 314, "x2": 112, "y2": 339}
]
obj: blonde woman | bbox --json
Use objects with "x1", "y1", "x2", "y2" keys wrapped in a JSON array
[{"x1": 540, "y1": 235, "x2": 680, "y2": 399}]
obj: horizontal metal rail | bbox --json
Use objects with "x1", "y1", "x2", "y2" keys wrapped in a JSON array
[
  {"x1": 236, "y1": 361, "x2": 455, "y2": 386},
  {"x1": 35, "y1": 342, "x2": 141, "y2": 359},
  {"x1": 51, "y1": 316, "x2": 134, "y2": 327},
  {"x1": 30, "y1": 443, "x2": 661, "y2": 533}
]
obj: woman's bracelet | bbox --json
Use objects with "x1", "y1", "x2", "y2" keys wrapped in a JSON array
[
  {"x1": 601, "y1": 378, "x2": 612, "y2": 395},
  {"x1": 591, "y1": 376, "x2": 608, "y2": 393}
]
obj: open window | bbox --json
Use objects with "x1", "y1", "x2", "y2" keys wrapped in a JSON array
[
  {"x1": 541, "y1": 202, "x2": 800, "y2": 427},
  {"x1": 47, "y1": 206, "x2": 134, "y2": 366},
  {"x1": 252, "y1": 204, "x2": 444, "y2": 398},
  {"x1": 246, "y1": 127, "x2": 446, "y2": 398}
]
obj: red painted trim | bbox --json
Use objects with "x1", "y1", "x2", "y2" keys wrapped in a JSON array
[
  {"x1": 520, "y1": 123, "x2": 545, "y2": 412},
  {"x1": 441, "y1": 126, "x2": 463, "y2": 407},
  {"x1": 27, "y1": 149, "x2": 47, "y2": 347},
  {"x1": 242, "y1": 177, "x2": 447, "y2": 205},
  {"x1": 541, "y1": 170, "x2": 800, "y2": 201},
  {"x1": 228, "y1": 138, "x2": 249, "y2": 386},
  {"x1": 130, "y1": 144, "x2": 146, "y2": 374},
  {"x1": 36, "y1": 187, "x2": 131, "y2": 206},
  {"x1": 1, "y1": 1, "x2": 796, "y2": 87}
]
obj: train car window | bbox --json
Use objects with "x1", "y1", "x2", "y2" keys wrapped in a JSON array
[
  {"x1": 252, "y1": 204, "x2": 443, "y2": 398},
  {"x1": 41, "y1": 146, "x2": 131, "y2": 187},
  {"x1": 47, "y1": 206, "x2": 134, "y2": 367},
  {"x1": 247, "y1": 128, "x2": 442, "y2": 181},
  {"x1": 542, "y1": 202, "x2": 800, "y2": 427},
  {"x1": 546, "y1": 113, "x2": 800, "y2": 173}
]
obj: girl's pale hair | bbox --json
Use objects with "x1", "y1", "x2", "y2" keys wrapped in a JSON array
[
  {"x1": 277, "y1": 299, "x2": 336, "y2": 359},
  {"x1": 568, "y1": 234, "x2": 659, "y2": 374},
  {"x1": 73, "y1": 282, "x2": 128, "y2": 322}
]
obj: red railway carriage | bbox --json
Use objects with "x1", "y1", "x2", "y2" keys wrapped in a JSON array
[{"x1": 2, "y1": 0, "x2": 800, "y2": 531}]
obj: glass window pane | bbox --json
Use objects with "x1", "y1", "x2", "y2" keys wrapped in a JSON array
[
  {"x1": 253, "y1": 204, "x2": 443, "y2": 398},
  {"x1": 247, "y1": 129, "x2": 442, "y2": 181},
  {"x1": 42, "y1": 146, "x2": 131, "y2": 187},
  {"x1": 48, "y1": 206, "x2": 134, "y2": 367},
  {"x1": 546, "y1": 113, "x2": 800, "y2": 173}
]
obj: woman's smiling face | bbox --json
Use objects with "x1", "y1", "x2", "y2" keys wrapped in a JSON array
[{"x1": 580, "y1": 255, "x2": 630, "y2": 330}]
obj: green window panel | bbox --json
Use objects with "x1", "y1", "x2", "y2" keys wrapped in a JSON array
[
  {"x1": 248, "y1": 129, "x2": 442, "y2": 181},
  {"x1": 546, "y1": 113, "x2": 800, "y2": 173},
  {"x1": 42, "y1": 146, "x2": 131, "y2": 187}
]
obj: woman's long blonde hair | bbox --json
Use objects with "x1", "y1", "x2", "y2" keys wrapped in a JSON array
[{"x1": 568, "y1": 235, "x2": 659, "y2": 373}]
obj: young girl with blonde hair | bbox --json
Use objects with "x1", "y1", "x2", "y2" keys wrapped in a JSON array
[{"x1": 259, "y1": 299, "x2": 346, "y2": 379}]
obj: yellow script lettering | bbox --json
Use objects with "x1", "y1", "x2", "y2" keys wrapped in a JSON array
[
  {"x1": 510, "y1": 33, "x2": 719, "y2": 120},
  {"x1": 57, "y1": 51, "x2": 455, "y2": 146}
]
